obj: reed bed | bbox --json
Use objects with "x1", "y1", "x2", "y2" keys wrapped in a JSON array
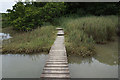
[{"x1": 54, "y1": 15, "x2": 118, "y2": 57}]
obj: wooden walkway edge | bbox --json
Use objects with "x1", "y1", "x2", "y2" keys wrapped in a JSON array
[{"x1": 41, "y1": 28, "x2": 70, "y2": 79}]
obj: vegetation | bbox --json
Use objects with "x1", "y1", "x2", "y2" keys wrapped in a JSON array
[
  {"x1": 2, "y1": 2, "x2": 119, "y2": 56},
  {"x1": 54, "y1": 15, "x2": 118, "y2": 57},
  {"x1": 65, "y1": 2, "x2": 119, "y2": 16},
  {"x1": 2, "y1": 26, "x2": 56, "y2": 54},
  {"x1": 4, "y1": 2, "x2": 119, "y2": 30},
  {"x1": 6, "y1": 2, "x2": 66, "y2": 31},
  {"x1": 1, "y1": 13, "x2": 10, "y2": 28}
]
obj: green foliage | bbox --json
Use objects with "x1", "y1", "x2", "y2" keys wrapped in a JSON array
[
  {"x1": 2, "y1": 13, "x2": 11, "y2": 28},
  {"x1": 65, "y1": 2, "x2": 119, "y2": 16},
  {"x1": 66, "y1": 30, "x2": 95, "y2": 56},
  {"x1": 55, "y1": 15, "x2": 118, "y2": 56},
  {"x1": 6, "y1": 2, "x2": 118, "y2": 31},
  {"x1": 7, "y1": 2, "x2": 66, "y2": 31},
  {"x1": 64, "y1": 16, "x2": 118, "y2": 43}
]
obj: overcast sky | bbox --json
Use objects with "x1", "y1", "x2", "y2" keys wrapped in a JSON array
[
  {"x1": 0, "y1": 0, "x2": 119, "y2": 13},
  {"x1": 0, "y1": 0, "x2": 16, "y2": 13},
  {"x1": 0, "y1": 0, "x2": 30, "y2": 13},
  {"x1": 0, "y1": 0, "x2": 37, "y2": 13}
]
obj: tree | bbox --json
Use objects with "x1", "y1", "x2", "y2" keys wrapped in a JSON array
[{"x1": 7, "y1": 2, "x2": 66, "y2": 31}]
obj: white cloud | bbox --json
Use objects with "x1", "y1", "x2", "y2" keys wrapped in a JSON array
[
  {"x1": 0, "y1": 0, "x2": 16, "y2": 13},
  {"x1": 0, "y1": 2, "x2": 16, "y2": 13},
  {"x1": 0, "y1": 0, "x2": 36, "y2": 13}
]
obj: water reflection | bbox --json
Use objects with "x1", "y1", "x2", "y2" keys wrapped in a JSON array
[
  {"x1": 68, "y1": 53, "x2": 118, "y2": 78},
  {"x1": 0, "y1": 33, "x2": 12, "y2": 45},
  {"x1": 94, "y1": 37, "x2": 118, "y2": 65},
  {"x1": 68, "y1": 38, "x2": 118, "y2": 78},
  {"x1": 2, "y1": 53, "x2": 48, "y2": 78},
  {"x1": 0, "y1": 33, "x2": 12, "y2": 40},
  {"x1": 68, "y1": 57, "x2": 118, "y2": 78},
  {"x1": 68, "y1": 37, "x2": 118, "y2": 66},
  {"x1": 2, "y1": 37, "x2": 119, "y2": 78},
  {"x1": 68, "y1": 55, "x2": 93, "y2": 64}
]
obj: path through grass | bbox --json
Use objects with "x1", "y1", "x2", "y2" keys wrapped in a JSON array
[{"x1": 54, "y1": 15, "x2": 118, "y2": 57}]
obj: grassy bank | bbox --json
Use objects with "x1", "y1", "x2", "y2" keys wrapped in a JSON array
[
  {"x1": 2, "y1": 26, "x2": 56, "y2": 54},
  {"x1": 54, "y1": 15, "x2": 118, "y2": 57},
  {"x1": 2, "y1": 15, "x2": 118, "y2": 56}
]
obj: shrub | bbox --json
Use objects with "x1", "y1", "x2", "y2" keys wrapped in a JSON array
[{"x1": 7, "y1": 2, "x2": 66, "y2": 31}]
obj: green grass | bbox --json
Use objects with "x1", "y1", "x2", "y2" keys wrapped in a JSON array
[
  {"x1": 2, "y1": 26, "x2": 56, "y2": 54},
  {"x1": 54, "y1": 15, "x2": 118, "y2": 57},
  {"x1": 2, "y1": 15, "x2": 118, "y2": 56}
]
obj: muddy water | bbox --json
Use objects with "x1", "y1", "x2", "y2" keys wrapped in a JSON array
[
  {"x1": 2, "y1": 54, "x2": 48, "y2": 78},
  {"x1": 68, "y1": 37, "x2": 118, "y2": 78},
  {"x1": 2, "y1": 38, "x2": 119, "y2": 78}
]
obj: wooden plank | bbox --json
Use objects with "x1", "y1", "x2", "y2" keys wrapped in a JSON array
[
  {"x1": 43, "y1": 67, "x2": 69, "y2": 70},
  {"x1": 57, "y1": 30, "x2": 64, "y2": 36},
  {"x1": 43, "y1": 70, "x2": 70, "y2": 74},
  {"x1": 41, "y1": 29, "x2": 70, "y2": 79},
  {"x1": 47, "y1": 60, "x2": 67, "y2": 62},
  {"x1": 56, "y1": 28, "x2": 63, "y2": 30},
  {"x1": 49, "y1": 57, "x2": 67, "y2": 59},
  {"x1": 45, "y1": 64, "x2": 68, "y2": 67},
  {"x1": 41, "y1": 74, "x2": 70, "y2": 78},
  {"x1": 46, "y1": 62, "x2": 67, "y2": 64}
]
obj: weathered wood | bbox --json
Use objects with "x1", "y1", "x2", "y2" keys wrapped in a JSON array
[
  {"x1": 56, "y1": 28, "x2": 63, "y2": 30},
  {"x1": 46, "y1": 61, "x2": 67, "y2": 64},
  {"x1": 48, "y1": 60, "x2": 67, "y2": 62},
  {"x1": 57, "y1": 30, "x2": 64, "y2": 36},
  {"x1": 43, "y1": 67, "x2": 69, "y2": 71},
  {"x1": 41, "y1": 74, "x2": 70, "y2": 78},
  {"x1": 43, "y1": 70, "x2": 70, "y2": 74},
  {"x1": 41, "y1": 28, "x2": 70, "y2": 79},
  {"x1": 45, "y1": 64, "x2": 68, "y2": 67}
]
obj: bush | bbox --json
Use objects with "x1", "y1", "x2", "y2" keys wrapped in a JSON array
[{"x1": 7, "y1": 2, "x2": 66, "y2": 31}]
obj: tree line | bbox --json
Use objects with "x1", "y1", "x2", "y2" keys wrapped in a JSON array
[{"x1": 5, "y1": 2, "x2": 119, "y2": 31}]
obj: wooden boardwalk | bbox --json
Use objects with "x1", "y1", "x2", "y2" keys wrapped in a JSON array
[{"x1": 41, "y1": 28, "x2": 70, "y2": 79}]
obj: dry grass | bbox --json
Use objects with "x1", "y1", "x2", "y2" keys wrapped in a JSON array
[
  {"x1": 2, "y1": 26, "x2": 56, "y2": 54},
  {"x1": 54, "y1": 15, "x2": 118, "y2": 57}
]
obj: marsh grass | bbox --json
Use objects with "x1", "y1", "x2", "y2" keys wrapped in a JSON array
[
  {"x1": 54, "y1": 15, "x2": 118, "y2": 57},
  {"x1": 2, "y1": 26, "x2": 56, "y2": 54},
  {"x1": 2, "y1": 15, "x2": 118, "y2": 56}
]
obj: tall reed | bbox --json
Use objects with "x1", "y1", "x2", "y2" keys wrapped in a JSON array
[{"x1": 54, "y1": 15, "x2": 118, "y2": 56}]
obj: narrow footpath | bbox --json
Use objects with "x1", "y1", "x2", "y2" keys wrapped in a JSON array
[{"x1": 41, "y1": 28, "x2": 70, "y2": 79}]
